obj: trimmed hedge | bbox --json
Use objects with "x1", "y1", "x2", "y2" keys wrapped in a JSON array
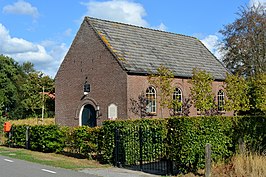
[
  {"x1": 9, "y1": 125, "x2": 65, "y2": 152},
  {"x1": 64, "y1": 126, "x2": 103, "y2": 159},
  {"x1": 6, "y1": 115, "x2": 266, "y2": 174},
  {"x1": 167, "y1": 116, "x2": 234, "y2": 172},
  {"x1": 101, "y1": 119, "x2": 167, "y2": 164},
  {"x1": 233, "y1": 116, "x2": 266, "y2": 153}
]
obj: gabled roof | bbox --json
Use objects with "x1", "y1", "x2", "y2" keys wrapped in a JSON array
[{"x1": 86, "y1": 17, "x2": 228, "y2": 80}]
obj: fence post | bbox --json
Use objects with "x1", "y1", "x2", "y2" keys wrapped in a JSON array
[
  {"x1": 205, "y1": 143, "x2": 211, "y2": 177},
  {"x1": 26, "y1": 126, "x2": 30, "y2": 149},
  {"x1": 8, "y1": 131, "x2": 11, "y2": 147},
  {"x1": 139, "y1": 126, "x2": 143, "y2": 171},
  {"x1": 114, "y1": 128, "x2": 121, "y2": 167}
]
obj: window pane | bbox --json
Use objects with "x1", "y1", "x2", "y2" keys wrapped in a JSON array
[
  {"x1": 146, "y1": 86, "x2": 156, "y2": 113},
  {"x1": 173, "y1": 88, "x2": 182, "y2": 113},
  {"x1": 217, "y1": 90, "x2": 224, "y2": 111}
]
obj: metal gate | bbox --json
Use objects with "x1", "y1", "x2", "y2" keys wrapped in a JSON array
[{"x1": 114, "y1": 125, "x2": 174, "y2": 175}]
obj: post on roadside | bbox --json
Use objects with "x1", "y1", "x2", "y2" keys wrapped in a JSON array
[
  {"x1": 205, "y1": 143, "x2": 211, "y2": 177},
  {"x1": 26, "y1": 126, "x2": 30, "y2": 149}
]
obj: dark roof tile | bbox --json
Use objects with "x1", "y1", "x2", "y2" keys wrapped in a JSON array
[{"x1": 86, "y1": 17, "x2": 228, "y2": 80}]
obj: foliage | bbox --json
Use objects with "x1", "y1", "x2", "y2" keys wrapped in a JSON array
[
  {"x1": 248, "y1": 73, "x2": 266, "y2": 114},
  {"x1": 19, "y1": 72, "x2": 54, "y2": 118},
  {"x1": 189, "y1": 69, "x2": 215, "y2": 115},
  {"x1": 219, "y1": 4, "x2": 266, "y2": 77},
  {"x1": 6, "y1": 115, "x2": 266, "y2": 175},
  {"x1": 129, "y1": 92, "x2": 148, "y2": 118},
  {"x1": 167, "y1": 116, "x2": 234, "y2": 173},
  {"x1": 224, "y1": 73, "x2": 250, "y2": 115},
  {"x1": 101, "y1": 119, "x2": 167, "y2": 164},
  {"x1": 0, "y1": 55, "x2": 55, "y2": 119},
  {"x1": 148, "y1": 65, "x2": 175, "y2": 116},
  {"x1": 64, "y1": 126, "x2": 103, "y2": 159},
  {"x1": 0, "y1": 55, "x2": 20, "y2": 118},
  {"x1": 10, "y1": 125, "x2": 65, "y2": 152},
  {"x1": 233, "y1": 116, "x2": 266, "y2": 154}
]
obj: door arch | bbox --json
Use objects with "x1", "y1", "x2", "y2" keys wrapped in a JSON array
[{"x1": 80, "y1": 104, "x2": 96, "y2": 127}]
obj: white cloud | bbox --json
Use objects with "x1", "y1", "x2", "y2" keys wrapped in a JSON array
[
  {"x1": 153, "y1": 23, "x2": 167, "y2": 31},
  {"x1": 249, "y1": 0, "x2": 266, "y2": 7},
  {"x1": 0, "y1": 23, "x2": 67, "y2": 77},
  {"x1": 2, "y1": 0, "x2": 39, "y2": 18},
  {"x1": 82, "y1": 0, "x2": 166, "y2": 30},
  {"x1": 201, "y1": 34, "x2": 223, "y2": 60},
  {"x1": 82, "y1": 0, "x2": 148, "y2": 27}
]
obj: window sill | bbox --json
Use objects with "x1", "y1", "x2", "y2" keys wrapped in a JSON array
[{"x1": 147, "y1": 112, "x2": 157, "y2": 116}]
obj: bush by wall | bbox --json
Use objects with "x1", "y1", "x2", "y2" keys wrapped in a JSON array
[
  {"x1": 101, "y1": 119, "x2": 168, "y2": 164},
  {"x1": 9, "y1": 125, "x2": 65, "y2": 152},
  {"x1": 167, "y1": 116, "x2": 234, "y2": 173},
  {"x1": 6, "y1": 115, "x2": 266, "y2": 174},
  {"x1": 64, "y1": 126, "x2": 103, "y2": 159},
  {"x1": 233, "y1": 116, "x2": 266, "y2": 154}
]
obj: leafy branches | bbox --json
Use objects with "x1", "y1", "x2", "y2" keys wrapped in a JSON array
[
  {"x1": 148, "y1": 65, "x2": 175, "y2": 116},
  {"x1": 189, "y1": 69, "x2": 215, "y2": 115},
  {"x1": 0, "y1": 55, "x2": 54, "y2": 119},
  {"x1": 219, "y1": 4, "x2": 266, "y2": 77},
  {"x1": 224, "y1": 73, "x2": 250, "y2": 115}
]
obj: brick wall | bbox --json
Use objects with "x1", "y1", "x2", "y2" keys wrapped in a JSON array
[
  {"x1": 127, "y1": 75, "x2": 233, "y2": 118},
  {"x1": 56, "y1": 19, "x2": 233, "y2": 127},
  {"x1": 55, "y1": 20, "x2": 128, "y2": 126}
]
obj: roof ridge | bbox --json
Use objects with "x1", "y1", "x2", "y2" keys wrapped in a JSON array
[{"x1": 85, "y1": 16, "x2": 198, "y2": 40}]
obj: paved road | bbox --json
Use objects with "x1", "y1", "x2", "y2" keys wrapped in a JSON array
[
  {"x1": 0, "y1": 155, "x2": 98, "y2": 177},
  {"x1": 0, "y1": 155, "x2": 159, "y2": 177}
]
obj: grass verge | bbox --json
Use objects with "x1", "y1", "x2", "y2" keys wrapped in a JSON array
[
  {"x1": 9, "y1": 118, "x2": 55, "y2": 125},
  {"x1": 0, "y1": 146, "x2": 109, "y2": 170}
]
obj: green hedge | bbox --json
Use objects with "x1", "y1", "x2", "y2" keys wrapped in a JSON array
[
  {"x1": 233, "y1": 116, "x2": 266, "y2": 153},
  {"x1": 9, "y1": 125, "x2": 65, "y2": 152},
  {"x1": 167, "y1": 116, "x2": 234, "y2": 173},
  {"x1": 6, "y1": 115, "x2": 266, "y2": 174},
  {"x1": 101, "y1": 119, "x2": 167, "y2": 164},
  {"x1": 64, "y1": 126, "x2": 103, "y2": 159}
]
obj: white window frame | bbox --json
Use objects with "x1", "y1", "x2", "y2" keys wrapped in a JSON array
[
  {"x1": 173, "y1": 87, "x2": 182, "y2": 113},
  {"x1": 217, "y1": 90, "x2": 225, "y2": 112},
  {"x1": 146, "y1": 86, "x2": 156, "y2": 114}
]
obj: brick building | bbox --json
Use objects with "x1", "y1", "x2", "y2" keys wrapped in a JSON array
[{"x1": 55, "y1": 17, "x2": 232, "y2": 127}]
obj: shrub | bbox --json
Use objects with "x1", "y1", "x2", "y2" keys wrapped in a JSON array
[
  {"x1": 64, "y1": 126, "x2": 103, "y2": 159},
  {"x1": 233, "y1": 116, "x2": 266, "y2": 154},
  {"x1": 101, "y1": 119, "x2": 168, "y2": 164},
  {"x1": 167, "y1": 116, "x2": 234, "y2": 173},
  {"x1": 9, "y1": 124, "x2": 65, "y2": 152}
]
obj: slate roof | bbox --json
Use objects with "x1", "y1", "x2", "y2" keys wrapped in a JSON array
[{"x1": 86, "y1": 17, "x2": 228, "y2": 80}]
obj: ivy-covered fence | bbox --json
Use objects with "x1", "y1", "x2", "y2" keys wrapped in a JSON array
[{"x1": 5, "y1": 115, "x2": 266, "y2": 174}]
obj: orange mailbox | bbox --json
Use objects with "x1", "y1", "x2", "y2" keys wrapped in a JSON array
[{"x1": 3, "y1": 122, "x2": 12, "y2": 132}]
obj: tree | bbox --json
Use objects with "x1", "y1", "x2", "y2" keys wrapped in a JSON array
[
  {"x1": 224, "y1": 73, "x2": 250, "y2": 115},
  {"x1": 249, "y1": 73, "x2": 266, "y2": 114},
  {"x1": 0, "y1": 55, "x2": 55, "y2": 119},
  {"x1": 189, "y1": 69, "x2": 215, "y2": 115},
  {"x1": 148, "y1": 65, "x2": 175, "y2": 117},
  {"x1": 129, "y1": 92, "x2": 148, "y2": 118},
  {"x1": 19, "y1": 72, "x2": 54, "y2": 118},
  {"x1": 219, "y1": 4, "x2": 266, "y2": 77},
  {"x1": 0, "y1": 55, "x2": 20, "y2": 117}
]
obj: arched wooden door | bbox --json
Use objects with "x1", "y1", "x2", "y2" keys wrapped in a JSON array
[{"x1": 81, "y1": 104, "x2": 96, "y2": 127}]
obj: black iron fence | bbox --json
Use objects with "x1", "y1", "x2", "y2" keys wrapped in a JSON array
[{"x1": 114, "y1": 125, "x2": 175, "y2": 175}]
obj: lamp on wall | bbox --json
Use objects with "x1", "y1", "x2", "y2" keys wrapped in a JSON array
[
  {"x1": 83, "y1": 81, "x2": 90, "y2": 95},
  {"x1": 96, "y1": 105, "x2": 101, "y2": 118}
]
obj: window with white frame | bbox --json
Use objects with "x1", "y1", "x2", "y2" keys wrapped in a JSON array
[
  {"x1": 146, "y1": 86, "x2": 156, "y2": 114},
  {"x1": 217, "y1": 90, "x2": 225, "y2": 111},
  {"x1": 173, "y1": 88, "x2": 182, "y2": 113}
]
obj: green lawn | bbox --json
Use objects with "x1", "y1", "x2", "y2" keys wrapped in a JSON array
[{"x1": 0, "y1": 146, "x2": 109, "y2": 170}]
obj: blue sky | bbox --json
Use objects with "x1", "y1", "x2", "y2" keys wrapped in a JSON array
[{"x1": 0, "y1": 0, "x2": 265, "y2": 77}]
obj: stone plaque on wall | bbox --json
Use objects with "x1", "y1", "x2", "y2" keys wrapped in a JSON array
[{"x1": 108, "y1": 104, "x2": 117, "y2": 120}]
